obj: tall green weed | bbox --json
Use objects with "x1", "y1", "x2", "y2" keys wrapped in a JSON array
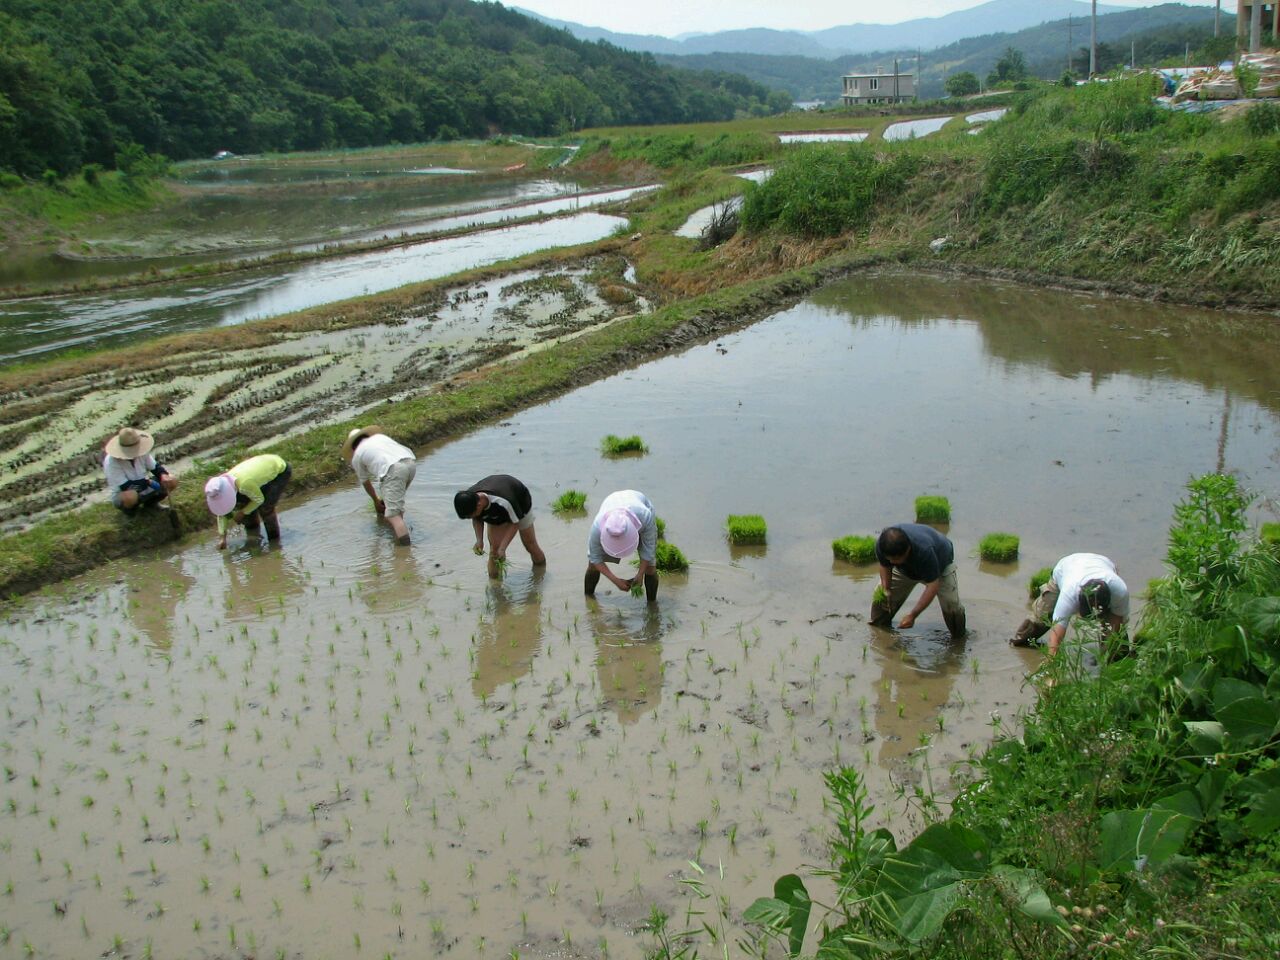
[{"x1": 740, "y1": 144, "x2": 916, "y2": 237}]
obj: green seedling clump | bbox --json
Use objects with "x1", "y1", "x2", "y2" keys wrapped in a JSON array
[
  {"x1": 832, "y1": 535, "x2": 876, "y2": 564},
  {"x1": 654, "y1": 541, "x2": 688, "y2": 572},
  {"x1": 872, "y1": 584, "x2": 888, "y2": 605},
  {"x1": 1262, "y1": 521, "x2": 1280, "y2": 546},
  {"x1": 629, "y1": 582, "x2": 644, "y2": 597},
  {"x1": 914, "y1": 495, "x2": 951, "y2": 524},
  {"x1": 1028, "y1": 566, "x2": 1053, "y2": 598},
  {"x1": 552, "y1": 490, "x2": 587, "y2": 513},
  {"x1": 600, "y1": 434, "x2": 648, "y2": 455},
  {"x1": 978, "y1": 532, "x2": 1020, "y2": 563},
  {"x1": 726, "y1": 514, "x2": 767, "y2": 544},
  {"x1": 655, "y1": 516, "x2": 667, "y2": 540}
]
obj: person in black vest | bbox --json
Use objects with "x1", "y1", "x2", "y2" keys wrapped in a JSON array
[
  {"x1": 870, "y1": 524, "x2": 966, "y2": 637},
  {"x1": 453, "y1": 474, "x2": 547, "y2": 578}
]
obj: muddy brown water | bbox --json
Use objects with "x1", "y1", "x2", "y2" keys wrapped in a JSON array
[{"x1": 2, "y1": 272, "x2": 1279, "y2": 959}]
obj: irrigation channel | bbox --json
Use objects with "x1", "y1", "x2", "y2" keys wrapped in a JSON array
[{"x1": 3, "y1": 272, "x2": 1279, "y2": 958}]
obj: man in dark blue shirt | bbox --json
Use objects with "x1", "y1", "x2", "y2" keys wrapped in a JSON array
[{"x1": 871, "y1": 524, "x2": 966, "y2": 637}]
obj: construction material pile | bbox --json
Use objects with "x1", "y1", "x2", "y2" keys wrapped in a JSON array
[{"x1": 1172, "y1": 52, "x2": 1280, "y2": 101}]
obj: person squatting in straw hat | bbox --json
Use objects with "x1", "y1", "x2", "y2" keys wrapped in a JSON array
[
  {"x1": 204, "y1": 454, "x2": 292, "y2": 550},
  {"x1": 585, "y1": 489, "x2": 659, "y2": 602},
  {"x1": 344, "y1": 427, "x2": 417, "y2": 546},
  {"x1": 1011, "y1": 552, "x2": 1129, "y2": 656},
  {"x1": 453, "y1": 474, "x2": 547, "y2": 578},
  {"x1": 103, "y1": 427, "x2": 178, "y2": 514}
]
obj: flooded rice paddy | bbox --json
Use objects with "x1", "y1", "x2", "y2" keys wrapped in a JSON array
[
  {"x1": 0, "y1": 259, "x2": 647, "y2": 529},
  {"x1": 2, "y1": 271, "x2": 1280, "y2": 959},
  {"x1": 0, "y1": 213, "x2": 631, "y2": 363},
  {"x1": 882, "y1": 116, "x2": 952, "y2": 141},
  {"x1": 776, "y1": 132, "x2": 868, "y2": 144}
]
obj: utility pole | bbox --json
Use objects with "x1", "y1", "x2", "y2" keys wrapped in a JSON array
[
  {"x1": 893, "y1": 57, "x2": 899, "y2": 103},
  {"x1": 1067, "y1": 15, "x2": 1073, "y2": 74},
  {"x1": 1090, "y1": 0, "x2": 1097, "y2": 77},
  {"x1": 1131, "y1": 40, "x2": 1136, "y2": 70},
  {"x1": 1251, "y1": 0, "x2": 1262, "y2": 53},
  {"x1": 1214, "y1": 0, "x2": 1220, "y2": 38}
]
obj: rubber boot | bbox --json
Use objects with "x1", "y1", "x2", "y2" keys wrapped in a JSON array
[
  {"x1": 262, "y1": 511, "x2": 281, "y2": 542},
  {"x1": 943, "y1": 605, "x2": 967, "y2": 639},
  {"x1": 242, "y1": 517, "x2": 263, "y2": 541},
  {"x1": 584, "y1": 568, "x2": 601, "y2": 596},
  {"x1": 644, "y1": 573, "x2": 659, "y2": 603},
  {"x1": 1011, "y1": 617, "x2": 1049, "y2": 648}
]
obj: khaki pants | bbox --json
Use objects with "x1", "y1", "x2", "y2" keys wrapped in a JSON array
[
  {"x1": 1012, "y1": 581, "x2": 1059, "y2": 646},
  {"x1": 870, "y1": 562, "x2": 966, "y2": 636}
]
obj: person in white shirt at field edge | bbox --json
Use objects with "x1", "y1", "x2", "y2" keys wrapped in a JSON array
[{"x1": 343, "y1": 426, "x2": 417, "y2": 546}]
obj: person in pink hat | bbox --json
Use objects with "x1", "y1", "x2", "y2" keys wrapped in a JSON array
[
  {"x1": 204, "y1": 453, "x2": 292, "y2": 549},
  {"x1": 585, "y1": 489, "x2": 659, "y2": 602}
]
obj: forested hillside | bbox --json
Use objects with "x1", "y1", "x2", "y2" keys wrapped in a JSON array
[{"x1": 0, "y1": 0, "x2": 791, "y2": 177}]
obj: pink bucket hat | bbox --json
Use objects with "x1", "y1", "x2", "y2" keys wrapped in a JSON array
[
  {"x1": 600, "y1": 508, "x2": 640, "y2": 558},
  {"x1": 204, "y1": 474, "x2": 238, "y2": 516}
]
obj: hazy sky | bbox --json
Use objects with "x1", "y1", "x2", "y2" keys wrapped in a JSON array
[{"x1": 509, "y1": 0, "x2": 1223, "y2": 36}]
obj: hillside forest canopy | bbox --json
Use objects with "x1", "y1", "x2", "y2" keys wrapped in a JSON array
[{"x1": 0, "y1": 0, "x2": 792, "y2": 178}]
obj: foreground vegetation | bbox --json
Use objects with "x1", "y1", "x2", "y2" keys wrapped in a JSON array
[{"x1": 657, "y1": 475, "x2": 1279, "y2": 959}]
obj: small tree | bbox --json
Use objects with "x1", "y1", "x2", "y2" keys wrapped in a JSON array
[{"x1": 945, "y1": 71, "x2": 980, "y2": 97}]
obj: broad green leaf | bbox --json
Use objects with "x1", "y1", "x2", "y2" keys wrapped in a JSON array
[
  {"x1": 1211, "y1": 678, "x2": 1279, "y2": 746},
  {"x1": 1153, "y1": 789, "x2": 1204, "y2": 822},
  {"x1": 876, "y1": 824, "x2": 989, "y2": 942},
  {"x1": 1182, "y1": 720, "x2": 1224, "y2": 755},
  {"x1": 1194, "y1": 768, "x2": 1229, "y2": 820},
  {"x1": 1175, "y1": 661, "x2": 1216, "y2": 708},
  {"x1": 774, "y1": 873, "x2": 811, "y2": 958},
  {"x1": 991, "y1": 865, "x2": 1066, "y2": 927},
  {"x1": 1098, "y1": 809, "x2": 1193, "y2": 874},
  {"x1": 1242, "y1": 596, "x2": 1280, "y2": 642},
  {"x1": 1240, "y1": 787, "x2": 1280, "y2": 837}
]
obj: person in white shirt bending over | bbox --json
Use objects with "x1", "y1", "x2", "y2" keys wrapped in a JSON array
[
  {"x1": 343, "y1": 426, "x2": 417, "y2": 546},
  {"x1": 1012, "y1": 552, "x2": 1129, "y2": 656}
]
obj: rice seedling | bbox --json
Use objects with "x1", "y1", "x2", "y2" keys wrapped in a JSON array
[
  {"x1": 1262, "y1": 521, "x2": 1280, "y2": 545},
  {"x1": 725, "y1": 514, "x2": 767, "y2": 545},
  {"x1": 832, "y1": 535, "x2": 876, "y2": 564},
  {"x1": 653, "y1": 541, "x2": 689, "y2": 572},
  {"x1": 872, "y1": 584, "x2": 887, "y2": 605},
  {"x1": 914, "y1": 495, "x2": 951, "y2": 524},
  {"x1": 978, "y1": 532, "x2": 1020, "y2": 562},
  {"x1": 551, "y1": 490, "x2": 587, "y2": 512},
  {"x1": 599, "y1": 434, "x2": 647, "y2": 455},
  {"x1": 1028, "y1": 566, "x2": 1053, "y2": 598}
]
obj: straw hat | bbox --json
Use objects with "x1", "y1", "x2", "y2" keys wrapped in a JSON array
[
  {"x1": 204, "y1": 475, "x2": 238, "y2": 516},
  {"x1": 104, "y1": 427, "x2": 155, "y2": 460},
  {"x1": 600, "y1": 508, "x2": 640, "y2": 559},
  {"x1": 341, "y1": 425, "x2": 383, "y2": 461}
]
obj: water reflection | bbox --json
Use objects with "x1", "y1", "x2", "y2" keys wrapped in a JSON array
[
  {"x1": 218, "y1": 546, "x2": 310, "y2": 623},
  {"x1": 119, "y1": 555, "x2": 196, "y2": 652},
  {"x1": 587, "y1": 601, "x2": 666, "y2": 724},
  {"x1": 356, "y1": 539, "x2": 434, "y2": 615},
  {"x1": 870, "y1": 627, "x2": 966, "y2": 768},
  {"x1": 472, "y1": 568, "x2": 546, "y2": 699}
]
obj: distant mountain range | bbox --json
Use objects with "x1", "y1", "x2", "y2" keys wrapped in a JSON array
[
  {"x1": 651, "y1": 4, "x2": 1220, "y2": 100},
  {"x1": 512, "y1": 0, "x2": 1134, "y2": 57}
]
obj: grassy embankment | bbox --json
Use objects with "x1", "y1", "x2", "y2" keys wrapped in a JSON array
[{"x1": 722, "y1": 474, "x2": 1280, "y2": 960}]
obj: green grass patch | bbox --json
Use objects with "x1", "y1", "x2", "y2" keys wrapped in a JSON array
[
  {"x1": 551, "y1": 490, "x2": 587, "y2": 513},
  {"x1": 1261, "y1": 521, "x2": 1280, "y2": 545},
  {"x1": 1028, "y1": 566, "x2": 1053, "y2": 598},
  {"x1": 978, "y1": 532, "x2": 1019, "y2": 562},
  {"x1": 726, "y1": 514, "x2": 767, "y2": 544},
  {"x1": 832, "y1": 535, "x2": 876, "y2": 564},
  {"x1": 914, "y1": 495, "x2": 951, "y2": 524},
  {"x1": 653, "y1": 541, "x2": 688, "y2": 572},
  {"x1": 600, "y1": 434, "x2": 648, "y2": 455}
]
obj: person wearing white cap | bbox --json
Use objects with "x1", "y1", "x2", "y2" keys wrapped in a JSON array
[
  {"x1": 585, "y1": 489, "x2": 659, "y2": 601},
  {"x1": 343, "y1": 426, "x2": 416, "y2": 546},
  {"x1": 204, "y1": 453, "x2": 292, "y2": 550},
  {"x1": 103, "y1": 427, "x2": 178, "y2": 513}
]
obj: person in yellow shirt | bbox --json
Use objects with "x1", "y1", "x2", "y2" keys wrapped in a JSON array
[{"x1": 204, "y1": 454, "x2": 292, "y2": 549}]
